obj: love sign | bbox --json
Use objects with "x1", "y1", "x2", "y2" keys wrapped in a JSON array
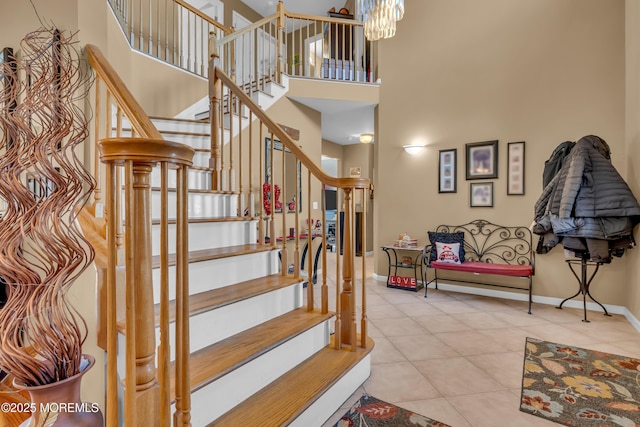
[{"x1": 388, "y1": 275, "x2": 417, "y2": 288}]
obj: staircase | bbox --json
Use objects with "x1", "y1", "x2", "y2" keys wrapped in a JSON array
[
  {"x1": 85, "y1": 0, "x2": 375, "y2": 423},
  {"x1": 92, "y1": 106, "x2": 373, "y2": 425}
]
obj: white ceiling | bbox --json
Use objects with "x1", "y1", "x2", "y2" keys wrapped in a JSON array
[{"x1": 238, "y1": 0, "x2": 373, "y2": 146}]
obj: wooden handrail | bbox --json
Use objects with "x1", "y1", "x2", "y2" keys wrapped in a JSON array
[
  {"x1": 174, "y1": 0, "x2": 232, "y2": 35},
  {"x1": 284, "y1": 10, "x2": 364, "y2": 26},
  {"x1": 214, "y1": 67, "x2": 369, "y2": 191},
  {"x1": 214, "y1": 13, "x2": 277, "y2": 48},
  {"x1": 85, "y1": 44, "x2": 162, "y2": 140}
]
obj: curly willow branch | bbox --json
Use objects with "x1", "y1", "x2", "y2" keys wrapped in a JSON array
[{"x1": 0, "y1": 28, "x2": 96, "y2": 386}]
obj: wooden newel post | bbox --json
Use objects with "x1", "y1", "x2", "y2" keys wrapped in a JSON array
[
  {"x1": 276, "y1": 0, "x2": 284, "y2": 84},
  {"x1": 340, "y1": 188, "x2": 357, "y2": 349},
  {"x1": 99, "y1": 138, "x2": 195, "y2": 427},
  {"x1": 209, "y1": 57, "x2": 222, "y2": 191},
  {"x1": 128, "y1": 161, "x2": 161, "y2": 423}
]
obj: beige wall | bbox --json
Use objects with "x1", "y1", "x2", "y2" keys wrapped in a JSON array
[
  {"x1": 221, "y1": 0, "x2": 262, "y2": 27},
  {"x1": 625, "y1": 0, "x2": 640, "y2": 322},
  {"x1": 376, "y1": 0, "x2": 630, "y2": 306}
]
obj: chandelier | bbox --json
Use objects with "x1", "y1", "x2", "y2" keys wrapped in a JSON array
[{"x1": 357, "y1": 0, "x2": 405, "y2": 41}]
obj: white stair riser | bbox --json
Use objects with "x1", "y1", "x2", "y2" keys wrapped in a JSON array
[
  {"x1": 187, "y1": 319, "x2": 331, "y2": 426},
  {"x1": 290, "y1": 355, "x2": 372, "y2": 427},
  {"x1": 150, "y1": 167, "x2": 212, "y2": 192},
  {"x1": 116, "y1": 128, "x2": 212, "y2": 151},
  {"x1": 120, "y1": 117, "x2": 211, "y2": 134},
  {"x1": 151, "y1": 251, "x2": 280, "y2": 304},
  {"x1": 150, "y1": 190, "x2": 236, "y2": 220},
  {"x1": 151, "y1": 221, "x2": 257, "y2": 255},
  {"x1": 116, "y1": 282, "x2": 304, "y2": 384},
  {"x1": 164, "y1": 282, "x2": 303, "y2": 359},
  {"x1": 163, "y1": 133, "x2": 210, "y2": 150}
]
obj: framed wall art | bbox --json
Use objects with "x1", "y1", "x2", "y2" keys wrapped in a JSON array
[
  {"x1": 438, "y1": 148, "x2": 457, "y2": 193},
  {"x1": 466, "y1": 140, "x2": 498, "y2": 180},
  {"x1": 470, "y1": 182, "x2": 494, "y2": 207},
  {"x1": 507, "y1": 141, "x2": 525, "y2": 195}
]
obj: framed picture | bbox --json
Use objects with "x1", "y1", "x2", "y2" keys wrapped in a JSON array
[
  {"x1": 470, "y1": 182, "x2": 494, "y2": 207},
  {"x1": 438, "y1": 149, "x2": 457, "y2": 193},
  {"x1": 265, "y1": 138, "x2": 301, "y2": 212},
  {"x1": 466, "y1": 140, "x2": 498, "y2": 180},
  {"x1": 350, "y1": 167, "x2": 361, "y2": 178},
  {"x1": 507, "y1": 141, "x2": 525, "y2": 195}
]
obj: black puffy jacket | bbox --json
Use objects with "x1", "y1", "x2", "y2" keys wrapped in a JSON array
[{"x1": 534, "y1": 135, "x2": 640, "y2": 239}]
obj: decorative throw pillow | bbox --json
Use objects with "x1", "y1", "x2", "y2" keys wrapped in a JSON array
[
  {"x1": 435, "y1": 241, "x2": 461, "y2": 264},
  {"x1": 428, "y1": 231, "x2": 465, "y2": 262}
]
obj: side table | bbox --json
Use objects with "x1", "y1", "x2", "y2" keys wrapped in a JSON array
[{"x1": 381, "y1": 245, "x2": 424, "y2": 292}]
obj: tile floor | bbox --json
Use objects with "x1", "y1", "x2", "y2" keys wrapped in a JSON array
[{"x1": 317, "y1": 253, "x2": 640, "y2": 427}]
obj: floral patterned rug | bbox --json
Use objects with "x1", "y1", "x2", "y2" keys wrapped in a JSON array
[
  {"x1": 520, "y1": 337, "x2": 640, "y2": 426},
  {"x1": 334, "y1": 394, "x2": 451, "y2": 427}
]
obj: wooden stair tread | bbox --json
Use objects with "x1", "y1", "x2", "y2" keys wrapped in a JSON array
[
  {"x1": 116, "y1": 272, "x2": 301, "y2": 332},
  {"x1": 152, "y1": 243, "x2": 278, "y2": 267},
  {"x1": 149, "y1": 186, "x2": 237, "y2": 195},
  {"x1": 149, "y1": 115, "x2": 209, "y2": 124},
  {"x1": 150, "y1": 216, "x2": 255, "y2": 225},
  {"x1": 174, "y1": 308, "x2": 335, "y2": 396},
  {"x1": 210, "y1": 337, "x2": 375, "y2": 426}
]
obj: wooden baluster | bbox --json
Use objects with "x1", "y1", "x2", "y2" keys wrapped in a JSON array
[
  {"x1": 321, "y1": 183, "x2": 328, "y2": 314},
  {"x1": 269, "y1": 131, "x2": 275, "y2": 247},
  {"x1": 258, "y1": 124, "x2": 264, "y2": 243},
  {"x1": 105, "y1": 162, "x2": 118, "y2": 427},
  {"x1": 340, "y1": 188, "x2": 357, "y2": 350},
  {"x1": 209, "y1": 61, "x2": 221, "y2": 191},
  {"x1": 177, "y1": 164, "x2": 191, "y2": 426},
  {"x1": 305, "y1": 169, "x2": 312, "y2": 310},
  {"x1": 280, "y1": 138, "x2": 287, "y2": 274},
  {"x1": 334, "y1": 195, "x2": 342, "y2": 349},
  {"x1": 276, "y1": 0, "x2": 284, "y2": 84},
  {"x1": 115, "y1": 107, "x2": 124, "y2": 255},
  {"x1": 93, "y1": 78, "x2": 102, "y2": 212},
  {"x1": 360, "y1": 188, "x2": 368, "y2": 348},
  {"x1": 238, "y1": 100, "x2": 244, "y2": 216},
  {"x1": 158, "y1": 162, "x2": 170, "y2": 427},
  {"x1": 228, "y1": 92, "x2": 234, "y2": 194},
  {"x1": 248, "y1": 111, "x2": 254, "y2": 218}
]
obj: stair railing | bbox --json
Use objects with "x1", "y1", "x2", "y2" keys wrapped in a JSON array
[
  {"x1": 86, "y1": 43, "x2": 194, "y2": 427},
  {"x1": 208, "y1": 57, "x2": 371, "y2": 350},
  {"x1": 107, "y1": 0, "x2": 232, "y2": 78},
  {"x1": 212, "y1": 1, "x2": 378, "y2": 96}
]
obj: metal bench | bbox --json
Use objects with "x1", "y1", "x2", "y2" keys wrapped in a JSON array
[{"x1": 424, "y1": 219, "x2": 535, "y2": 313}]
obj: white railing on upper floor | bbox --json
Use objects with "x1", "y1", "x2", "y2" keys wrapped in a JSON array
[
  {"x1": 212, "y1": 2, "x2": 378, "y2": 95},
  {"x1": 107, "y1": 0, "x2": 231, "y2": 78}
]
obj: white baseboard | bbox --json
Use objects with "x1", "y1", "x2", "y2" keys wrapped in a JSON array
[{"x1": 373, "y1": 274, "x2": 640, "y2": 333}]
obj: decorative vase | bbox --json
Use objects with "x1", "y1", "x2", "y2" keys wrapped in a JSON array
[{"x1": 14, "y1": 355, "x2": 104, "y2": 427}]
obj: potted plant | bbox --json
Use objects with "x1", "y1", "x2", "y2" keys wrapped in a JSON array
[{"x1": 0, "y1": 28, "x2": 102, "y2": 426}]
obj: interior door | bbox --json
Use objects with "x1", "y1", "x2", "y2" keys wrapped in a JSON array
[{"x1": 232, "y1": 11, "x2": 253, "y2": 86}]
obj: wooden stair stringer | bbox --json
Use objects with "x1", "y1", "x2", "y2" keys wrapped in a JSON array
[{"x1": 210, "y1": 337, "x2": 375, "y2": 427}]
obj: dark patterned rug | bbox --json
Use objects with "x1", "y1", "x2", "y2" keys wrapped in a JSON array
[
  {"x1": 520, "y1": 337, "x2": 640, "y2": 426},
  {"x1": 334, "y1": 394, "x2": 451, "y2": 427}
]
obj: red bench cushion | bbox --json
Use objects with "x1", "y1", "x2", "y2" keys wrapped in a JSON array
[{"x1": 430, "y1": 261, "x2": 533, "y2": 277}]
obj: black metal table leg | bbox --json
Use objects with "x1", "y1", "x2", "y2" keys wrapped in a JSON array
[{"x1": 557, "y1": 258, "x2": 611, "y2": 322}]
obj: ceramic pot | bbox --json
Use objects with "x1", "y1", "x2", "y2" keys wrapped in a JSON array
[{"x1": 14, "y1": 354, "x2": 104, "y2": 427}]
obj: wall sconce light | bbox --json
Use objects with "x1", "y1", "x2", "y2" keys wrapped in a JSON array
[
  {"x1": 403, "y1": 144, "x2": 426, "y2": 155},
  {"x1": 359, "y1": 133, "x2": 374, "y2": 144}
]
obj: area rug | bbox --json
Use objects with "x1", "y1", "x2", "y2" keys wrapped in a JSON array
[
  {"x1": 520, "y1": 337, "x2": 640, "y2": 426},
  {"x1": 334, "y1": 394, "x2": 451, "y2": 427}
]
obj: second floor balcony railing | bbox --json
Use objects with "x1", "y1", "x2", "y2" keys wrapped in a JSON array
[{"x1": 107, "y1": 0, "x2": 378, "y2": 90}]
